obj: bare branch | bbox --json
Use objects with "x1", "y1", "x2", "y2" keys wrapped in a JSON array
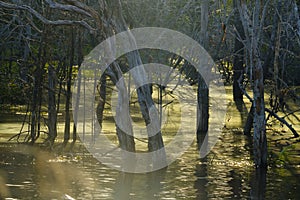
[
  {"x1": 238, "y1": 78, "x2": 299, "y2": 138},
  {"x1": 258, "y1": 0, "x2": 270, "y2": 40},
  {"x1": 265, "y1": 108, "x2": 299, "y2": 137},
  {"x1": 45, "y1": 0, "x2": 92, "y2": 17},
  {"x1": 64, "y1": 0, "x2": 103, "y2": 30},
  {"x1": 0, "y1": 1, "x2": 96, "y2": 32}
]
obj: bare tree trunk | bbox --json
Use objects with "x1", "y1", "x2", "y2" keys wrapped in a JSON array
[
  {"x1": 244, "y1": 104, "x2": 254, "y2": 136},
  {"x1": 72, "y1": 31, "x2": 83, "y2": 144},
  {"x1": 233, "y1": 0, "x2": 244, "y2": 103},
  {"x1": 107, "y1": 63, "x2": 136, "y2": 153},
  {"x1": 197, "y1": 76, "x2": 209, "y2": 133},
  {"x1": 30, "y1": 38, "x2": 45, "y2": 144},
  {"x1": 252, "y1": 57, "x2": 267, "y2": 167},
  {"x1": 30, "y1": 72, "x2": 39, "y2": 144},
  {"x1": 96, "y1": 75, "x2": 106, "y2": 130},
  {"x1": 263, "y1": 0, "x2": 282, "y2": 80},
  {"x1": 274, "y1": 1, "x2": 281, "y2": 84},
  {"x1": 197, "y1": 0, "x2": 209, "y2": 143},
  {"x1": 239, "y1": 0, "x2": 268, "y2": 167},
  {"x1": 72, "y1": 69, "x2": 81, "y2": 145},
  {"x1": 252, "y1": 0, "x2": 268, "y2": 168},
  {"x1": 64, "y1": 29, "x2": 75, "y2": 144},
  {"x1": 47, "y1": 65, "x2": 57, "y2": 144},
  {"x1": 127, "y1": 52, "x2": 165, "y2": 154},
  {"x1": 107, "y1": 0, "x2": 166, "y2": 166},
  {"x1": 295, "y1": 0, "x2": 300, "y2": 38}
]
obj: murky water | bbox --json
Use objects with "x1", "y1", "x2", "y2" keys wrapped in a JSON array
[
  {"x1": 0, "y1": 128, "x2": 299, "y2": 199},
  {"x1": 0, "y1": 87, "x2": 299, "y2": 199}
]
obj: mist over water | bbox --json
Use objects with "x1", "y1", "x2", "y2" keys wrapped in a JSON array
[{"x1": 0, "y1": 130, "x2": 299, "y2": 199}]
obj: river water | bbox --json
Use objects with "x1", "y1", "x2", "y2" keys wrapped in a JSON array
[
  {"x1": 0, "y1": 127, "x2": 299, "y2": 199},
  {"x1": 0, "y1": 86, "x2": 299, "y2": 199}
]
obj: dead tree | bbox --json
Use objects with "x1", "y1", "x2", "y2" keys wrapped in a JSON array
[
  {"x1": 238, "y1": 0, "x2": 268, "y2": 168},
  {"x1": 197, "y1": 0, "x2": 209, "y2": 144},
  {"x1": 233, "y1": 0, "x2": 245, "y2": 103}
]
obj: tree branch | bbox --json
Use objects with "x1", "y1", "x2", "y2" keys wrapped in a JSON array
[
  {"x1": 45, "y1": 0, "x2": 92, "y2": 17},
  {"x1": 265, "y1": 108, "x2": 299, "y2": 137},
  {"x1": 0, "y1": 1, "x2": 96, "y2": 33},
  {"x1": 238, "y1": 78, "x2": 299, "y2": 138},
  {"x1": 64, "y1": 0, "x2": 103, "y2": 30}
]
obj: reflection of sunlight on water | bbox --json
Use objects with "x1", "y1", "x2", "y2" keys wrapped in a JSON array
[
  {"x1": 1, "y1": 86, "x2": 300, "y2": 199},
  {"x1": 211, "y1": 159, "x2": 252, "y2": 168},
  {"x1": 0, "y1": 131, "x2": 300, "y2": 199}
]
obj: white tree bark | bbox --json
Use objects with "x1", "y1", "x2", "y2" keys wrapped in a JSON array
[
  {"x1": 107, "y1": 0, "x2": 167, "y2": 168},
  {"x1": 238, "y1": 0, "x2": 268, "y2": 167}
]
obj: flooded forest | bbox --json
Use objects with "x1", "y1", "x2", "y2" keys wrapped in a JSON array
[{"x1": 0, "y1": 0, "x2": 300, "y2": 199}]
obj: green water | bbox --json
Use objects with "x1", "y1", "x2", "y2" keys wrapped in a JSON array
[
  {"x1": 0, "y1": 128, "x2": 299, "y2": 199},
  {"x1": 0, "y1": 87, "x2": 299, "y2": 199}
]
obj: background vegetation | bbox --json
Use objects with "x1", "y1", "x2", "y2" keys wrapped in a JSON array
[{"x1": 0, "y1": 0, "x2": 300, "y2": 168}]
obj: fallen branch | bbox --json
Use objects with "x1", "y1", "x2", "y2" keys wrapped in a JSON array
[
  {"x1": 265, "y1": 108, "x2": 299, "y2": 137},
  {"x1": 238, "y1": 78, "x2": 299, "y2": 138}
]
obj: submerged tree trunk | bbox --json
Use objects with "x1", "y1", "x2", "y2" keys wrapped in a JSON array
[
  {"x1": 252, "y1": 0, "x2": 268, "y2": 168},
  {"x1": 127, "y1": 51, "x2": 165, "y2": 158},
  {"x1": 47, "y1": 65, "x2": 57, "y2": 144},
  {"x1": 107, "y1": 63, "x2": 136, "y2": 153},
  {"x1": 72, "y1": 31, "x2": 83, "y2": 144},
  {"x1": 197, "y1": 0, "x2": 209, "y2": 143},
  {"x1": 244, "y1": 103, "x2": 254, "y2": 136},
  {"x1": 252, "y1": 58, "x2": 267, "y2": 168},
  {"x1": 107, "y1": 0, "x2": 166, "y2": 167},
  {"x1": 239, "y1": 0, "x2": 268, "y2": 167},
  {"x1": 250, "y1": 167, "x2": 267, "y2": 199},
  {"x1": 96, "y1": 75, "x2": 107, "y2": 131},
  {"x1": 72, "y1": 69, "x2": 81, "y2": 145},
  {"x1": 64, "y1": 29, "x2": 75, "y2": 145},
  {"x1": 30, "y1": 39, "x2": 45, "y2": 144},
  {"x1": 197, "y1": 76, "x2": 209, "y2": 134}
]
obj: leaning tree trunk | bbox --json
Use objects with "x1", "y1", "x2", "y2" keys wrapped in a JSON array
[
  {"x1": 108, "y1": 0, "x2": 166, "y2": 167},
  {"x1": 108, "y1": 63, "x2": 136, "y2": 153}
]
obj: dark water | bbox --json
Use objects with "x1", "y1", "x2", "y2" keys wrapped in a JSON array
[{"x1": 0, "y1": 128, "x2": 299, "y2": 200}]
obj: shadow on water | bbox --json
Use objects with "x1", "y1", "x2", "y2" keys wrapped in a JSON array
[
  {"x1": 235, "y1": 100, "x2": 249, "y2": 127},
  {"x1": 113, "y1": 168, "x2": 167, "y2": 200},
  {"x1": 0, "y1": 134, "x2": 299, "y2": 199},
  {"x1": 1, "y1": 95, "x2": 300, "y2": 199}
]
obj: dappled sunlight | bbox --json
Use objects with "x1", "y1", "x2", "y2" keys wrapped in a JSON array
[{"x1": 0, "y1": 0, "x2": 300, "y2": 198}]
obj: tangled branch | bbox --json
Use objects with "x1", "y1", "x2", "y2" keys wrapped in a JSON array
[{"x1": 0, "y1": 1, "x2": 96, "y2": 33}]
